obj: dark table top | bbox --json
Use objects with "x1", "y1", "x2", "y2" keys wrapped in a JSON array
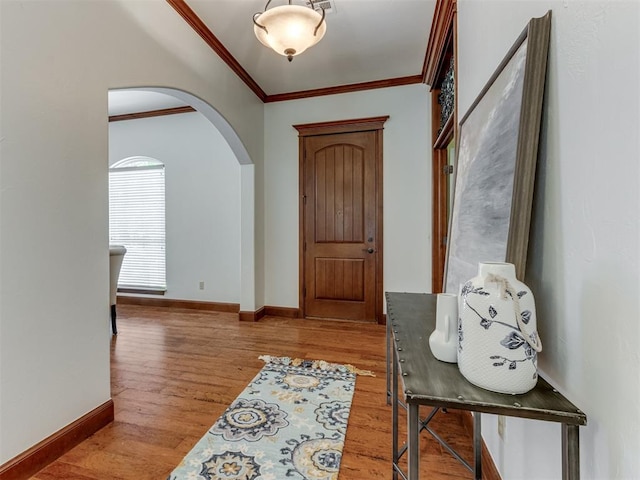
[{"x1": 386, "y1": 292, "x2": 587, "y2": 426}]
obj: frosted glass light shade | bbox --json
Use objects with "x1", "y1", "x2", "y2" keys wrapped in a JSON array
[{"x1": 254, "y1": 5, "x2": 326, "y2": 59}]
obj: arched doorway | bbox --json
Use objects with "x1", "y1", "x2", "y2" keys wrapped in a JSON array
[{"x1": 108, "y1": 87, "x2": 256, "y2": 312}]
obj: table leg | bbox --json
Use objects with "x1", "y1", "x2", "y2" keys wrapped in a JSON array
[
  {"x1": 391, "y1": 336, "x2": 399, "y2": 480},
  {"x1": 386, "y1": 318, "x2": 391, "y2": 405},
  {"x1": 408, "y1": 403, "x2": 420, "y2": 479},
  {"x1": 473, "y1": 412, "x2": 482, "y2": 480},
  {"x1": 562, "y1": 424, "x2": 580, "y2": 480}
]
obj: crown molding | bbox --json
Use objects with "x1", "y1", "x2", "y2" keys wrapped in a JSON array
[
  {"x1": 166, "y1": 0, "x2": 267, "y2": 101},
  {"x1": 423, "y1": 0, "x2": 457, "y2": 86},
  {"x1": 109, "y1": 106, "x2": 196, "y2": 122},
  {"x1": 265, "y1": 75, "x2": 424, "y2": 103}
]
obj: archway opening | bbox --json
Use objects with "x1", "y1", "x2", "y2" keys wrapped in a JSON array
[{"x1": 108, "y1": 87, "x2": 255, "y2": 314}]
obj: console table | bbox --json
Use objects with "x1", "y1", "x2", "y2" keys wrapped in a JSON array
[{"x1": 386, "y1": 292, "x2": 587, "y2": 480}]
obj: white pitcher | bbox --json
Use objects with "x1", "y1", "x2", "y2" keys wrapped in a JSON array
[{"x1": 428, "y1": 293, "x2": 459, "y2": 363}]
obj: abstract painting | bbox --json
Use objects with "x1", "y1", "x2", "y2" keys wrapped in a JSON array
[{"x1": 444, "y1": 12, "x2": 552, "y2": 294}]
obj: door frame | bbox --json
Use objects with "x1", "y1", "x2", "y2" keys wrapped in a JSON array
[
  {"x1": 294, "y1": 116, "x2": 388, "y2": 324},
  {"x1": 424, "y1": 0, "x2": 458, "y2": 292}
]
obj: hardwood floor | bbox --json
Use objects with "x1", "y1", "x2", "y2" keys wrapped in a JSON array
[{"x1": 31, "y1": 305, "x2": 479, "y2": 479}]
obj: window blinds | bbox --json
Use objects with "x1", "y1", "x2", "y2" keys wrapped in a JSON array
[{"x1": 109, "y1": 165, "x2": 166, "y2": 289}]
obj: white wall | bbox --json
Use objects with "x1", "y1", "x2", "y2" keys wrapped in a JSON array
[
  {"x1": 263, "y1": 84, "x2": 432, "y2": 308},
  {"x1": 458, "y1": 2, "x2": 640, "y2": 478},
  {"x1": 109, "y1": 113, "x2": 241, "y2": 303},
  {"x1": 0, "y1": 0, "x2": 262, "y2": 463}
]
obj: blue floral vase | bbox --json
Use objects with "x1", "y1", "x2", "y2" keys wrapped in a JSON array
[{"x1": 457, "y1": 262, "x2": 542, "y2": 394}]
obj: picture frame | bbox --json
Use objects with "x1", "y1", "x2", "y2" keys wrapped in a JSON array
[{"x1": 444, "y1": 11, "x2": 552, "y2": 294}]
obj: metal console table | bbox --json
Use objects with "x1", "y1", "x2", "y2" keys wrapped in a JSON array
[{"x1": 386, "y1": 292, "x2": 587, "y2": 480}]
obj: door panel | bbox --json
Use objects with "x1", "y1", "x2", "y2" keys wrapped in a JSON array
[
  {"x1": 314, "y1": 145, "x2": 365, "y2": 243},
  {"x1": 315, "y1": 258, "x2": 365, "y2": 301},
  {"x1": 303, "y1": 131, "x2": 377, "y2": 321}
]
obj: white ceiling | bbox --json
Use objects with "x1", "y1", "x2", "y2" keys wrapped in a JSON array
[
  {"x1": 188, "y1": 0, "x2": 435, "y2": 95},
  {"x1": 108, "y1": 1, "x2": 436, "y2": 115}
]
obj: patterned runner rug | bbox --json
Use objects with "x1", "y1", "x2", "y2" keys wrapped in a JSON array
[{"x1": 168, "y1": 355, "x2": 373, "y2": 480}]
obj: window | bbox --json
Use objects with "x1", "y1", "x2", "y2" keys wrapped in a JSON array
[{"x1": 109, "y1": 156, "x2": 166, "y2": 291}]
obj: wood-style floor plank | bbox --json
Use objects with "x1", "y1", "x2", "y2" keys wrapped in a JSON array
[{"x1": 31, "y1": 305, "x2": 480, "y2": 479}]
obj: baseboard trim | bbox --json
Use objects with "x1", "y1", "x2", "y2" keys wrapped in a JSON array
[
  {"x1": 460, "y1": 411, "x2": 502, "y2": 480},
  {"x1": 118, "y1": 296, "x2": 240, "y2": 313},
  {"x1": 240, "y1": 306, "x2": 388, "y2": 321},
  {"x1": 119, "y1": 300, "x2": 298, "y2": 321},
  {"x1": 239, "y1": 306, "x2": 302, "y2": 321},
  {"x1": 264, "y1": 306, "x2": 301, "y2": 318},
  {"x1": 239, "y1": 307, "x2": 265, "y2": 322},
  {"x1": 0, "y1": 400, "x2": 114, "y2": 480}
]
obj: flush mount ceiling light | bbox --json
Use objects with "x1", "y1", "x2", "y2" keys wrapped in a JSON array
[{"x1": 253, "y1": 0, "x2": 327, "y2": 62}]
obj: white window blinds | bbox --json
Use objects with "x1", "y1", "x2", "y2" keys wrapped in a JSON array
[{"x1": 109, "y1": 158, "x2": 166, "y2": 290}]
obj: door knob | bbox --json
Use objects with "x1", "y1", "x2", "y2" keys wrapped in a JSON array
[{"x1": 366, "y1": 248, "x2": 375, "y2": 254}]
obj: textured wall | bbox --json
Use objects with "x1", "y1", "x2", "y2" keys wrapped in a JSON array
[
  {"x1": 458, "y1": 1, "x2": 640, "y2": 478},
  {"x1": 0, "y1": 0, "x2": 262, "y2": 463}
]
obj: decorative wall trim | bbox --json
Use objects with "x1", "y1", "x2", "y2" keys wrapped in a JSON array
[
  {"x1": 166, "y1": 0, "x2": 267, "y2": 101},
  {"x1": 264, "y1": 75, "x2": 423, "y2": 103},
  {"x1": 119, "y1": 299, "x2": 300, "y2": 320},
  {"x1": 239, "y1": 306, "x2": 302, "y2": 321},
  {"x1": 108, "y1": 106, "x2": 196, "y2": 122},
  {"x1": 423, "y1": 0, "x2": 457, "y2": 86},
  {"x1": 238, "y1": 305, "x2": 390, "y2": 321},
  {"x1": 434, "y1": 111, "x2": 454, "y2": 149},
  {"x1": 239, "y1": 307, "x2": 265, "y2": 322},
  {"x1": 117, "y1": 287, "x2": 166, "y2": 296},
  {"x1": 460, "y1": 411, "x2": 503, "y2": 480},
  {"x1": 0, "y1": 400, "x2": 114, "y2": 480},
  {"x1": 118, "y1": 296, "x2": 240, "y2": 313},
  {"x1": 264, "y1": 306, "x2": 301, "y2": 318},
  {"x1": 293, "y1": 116, "x2": 390, "y2": 137}
]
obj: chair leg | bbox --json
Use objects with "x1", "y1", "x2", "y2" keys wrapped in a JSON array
[{"x1": 111, "y1": 304, "x2": 118, "y2": 335}]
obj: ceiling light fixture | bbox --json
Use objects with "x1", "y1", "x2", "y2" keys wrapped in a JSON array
[{"x1": 253, "y1": 0, "x2": 327, "y2": 62}]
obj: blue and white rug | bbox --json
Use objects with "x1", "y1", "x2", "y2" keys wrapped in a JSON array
[{"x1": 168, "y1": 355, "x2": 373, "y2": 480}]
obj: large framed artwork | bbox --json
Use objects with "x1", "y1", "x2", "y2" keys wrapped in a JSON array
[{"x1": 444, "y1": 11, "x2": 552, "y2": 294}]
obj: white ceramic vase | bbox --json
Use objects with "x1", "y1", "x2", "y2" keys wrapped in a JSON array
[
  {"x1": 458, "y1": 262, "x2": 542, "y2": 394},
  {"x1": 429, "y1": 293, "x2": 459, "y2": 363}
]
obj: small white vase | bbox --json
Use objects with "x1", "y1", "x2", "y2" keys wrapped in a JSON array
[
  {"x1": 458, "y1": 262, "x2": 542, "y2": 394},
  {"x1": 429, "y1": 293, "x2": 459, "y2": 363}
]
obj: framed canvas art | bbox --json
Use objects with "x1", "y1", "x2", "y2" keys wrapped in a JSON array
[{"x1": 444, "y1": 11, "x2": 552, "y2": 294}]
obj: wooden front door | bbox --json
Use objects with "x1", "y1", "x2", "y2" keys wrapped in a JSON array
[{"x1": 295, "y1": 117, "x2": 387, "y2": 323}]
